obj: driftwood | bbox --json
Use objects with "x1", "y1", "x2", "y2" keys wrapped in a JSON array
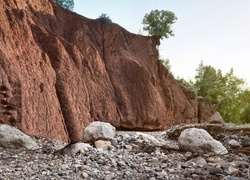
[{"x1": 166, "y1": 123, "x2": 250, "y2": 141}]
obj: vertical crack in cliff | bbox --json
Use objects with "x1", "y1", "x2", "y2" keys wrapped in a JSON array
[
  {"x1": 100, "y1": 22, "x2": 123, "y2": 124},
  {"x1": 30, "y1": 24, "x2": 72, "y2": 142}
]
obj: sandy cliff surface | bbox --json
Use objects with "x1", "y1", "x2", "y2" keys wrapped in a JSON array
[{"x1": 0, "y1": 0, "x2": 214, "y2": 142}]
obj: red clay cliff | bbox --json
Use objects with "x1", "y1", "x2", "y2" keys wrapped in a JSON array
[{"x1": 0, "y1": 0, "x2": 214, "y2": 142}]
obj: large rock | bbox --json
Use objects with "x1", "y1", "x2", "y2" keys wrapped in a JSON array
[
  {"x1": 82, "y1": 121, "x2": 116, "y2": 143},
  {"x1": 0, "y1": 124, "x2": 39, "y2": 150},
  {"x1": 208, "y1": 112, "x2": 225, "y2": 124},
  {"x1": 0, "y1": 0, "x2": 214, "y2": 142},
  {"x1": 178, "y1": 128, "x2": 228, "y2": 155}
]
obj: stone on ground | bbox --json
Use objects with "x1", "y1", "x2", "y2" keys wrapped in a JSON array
[
  {"x1": 228, "y1": 139, "x2": 241, "y2": 149},
  {"x1": 241, "y1": 138, "x2": 250, "y2": 147},
  {"x1": 208, "y1": 112, "x2": 225, "y2": 124},
  {"x1": 135, "y1": 132, "x2": 160, "y2": 145},
  {"x1": 82, "y1": 121, "x2": 116, "y2": 143},
  {"x1": 94, "y1": 140, "x2": 112, "y2": 149},
  {"x1": 178, "y1": 128, "x2": 228, "y2": 155},
  {"x1": 0, "y1": 124, "x2": 39, "y2": 150},
  {"x1": 56, "y1": 142, "x2": 93, "y2": 155}
]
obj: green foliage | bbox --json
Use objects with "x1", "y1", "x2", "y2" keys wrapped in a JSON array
[
  {"x1": 160, "y1": 58, "x2": 171, "y2": 71},
  {"x1": 142, "y1": 10, "x2": 177, "y2": 40},
  {"x1": 54, "y1": 0, "x2": 74, "y2": 11},
  {"x1": 97, "y1": 14, "x2": 112, "y2": 23},
  {"x1": 180, "y1": 61, "x2": 249, "y2": 124},
  {"x1": 178, "y1": 77, "x2": 196, "y2": 93}
]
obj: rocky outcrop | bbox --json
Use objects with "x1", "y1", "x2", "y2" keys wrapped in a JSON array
[{"x1": 0, "y1": 0, "x2": 214, "y2": 142}]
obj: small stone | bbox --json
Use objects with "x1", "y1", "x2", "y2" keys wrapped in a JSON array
[
  {"x1": 125, "y1": 145, "x2": 132, "y2": 151},
  {"x1": 138, "y1": 167, "x2": 144, "y2": 173},
  {"x1": 228, "y1": 165, "x2": 238, "y2": 175},
  {"x1": 110, "y1": 138, "x2": 118, "y2": 146},
  {"x1": 241, "y1": 138, "x2": 250, "y2": 147},
  {"x1": 206, "y1": 157, "x2": 223, "y2": 163},
  {"x1": 104, "y1": 173, "x2": 115, "y2": 180},
  {"x1": 228, "y1": 139, "x2": 241, "y2": 148},
  {"x1": 168, "y1": 169, "x2": 175, "y2": 174},
  {"x1": 117, "y1": 160, "x2": 126, "y2": 167},
  {"x1": 94, "y1": 140, "x2": 112, "y2": 149},
  {"x1": 184, "y1": 172, "x2": 191, "y2": 178},
  {"x1": 157, "y1": 170, "x2": 168, "y2": 177},
  {"x1": 130, "y1": 164, "x2": 136, "y2": 170},
  {"x1": 209, "y1": 167, "x2": 224, "y2": 175},
  {"x1": 184, "y1": 151, "x2": 193, "y2": 158},
  {"x1": 191, "y1": 174, "x2": 199, "y2": 178},
  {"x1": 181, "y1": 164, "x2": 191, "y2": 169},
  {"x1": 135, "y1": 132, "x2": 160, "y2": 145},
  {"x1": 196, "y1": 157, "x2": 207, "y2": 167},
  {"x1": 82, "y1": 172, "x2": 88, "y2": 178}
]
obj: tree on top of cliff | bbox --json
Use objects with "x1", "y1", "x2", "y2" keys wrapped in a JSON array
[
  {"x1": 96, "y1": 14, "x2": 113, "y2": 24},
  {"x1": 142, "y1": 10, "x2": 177, "y2": 44},
  {"x1": 54, "y1": 0, "x2": 74, "y2": 11}
]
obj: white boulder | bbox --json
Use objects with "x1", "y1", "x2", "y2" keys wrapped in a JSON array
[
  {"x1": 56, "y1": 142, "x2": 93, "y2": 155},
  {"x1": 0, "y1": 124, "x2": 39, "y2": 150},
  {"x1": 82, "y1": 121, "x2": 116, "y2": 143},
  {"x1": 178, "y1": 128, "x2": 228, "y2": 155}
]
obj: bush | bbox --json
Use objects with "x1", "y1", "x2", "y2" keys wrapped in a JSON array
[{"x1": 96, "y1": 14, "x2": 112, "y2": 23}]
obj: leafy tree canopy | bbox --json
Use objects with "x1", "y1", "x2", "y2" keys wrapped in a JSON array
[
  {"x1": 160, "y1": 58, "x2": 171, "y2": 71},
  {"x1": 54, "y1": 0, "x2": 74, "y2": 11},
  {"x1": 178, "y1": 61, "x2": 250, "y2": 124},
  {"x1": 142, "y1": 10, "x2": 177, "y2": 40},
  {"x1": 96, "y1": 13, "x2": 112, "y2": 23}
]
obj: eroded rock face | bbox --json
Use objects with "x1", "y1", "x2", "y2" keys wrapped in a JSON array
[{"x1": 0, "y1": 0, "x2": 214, "y2": 142}]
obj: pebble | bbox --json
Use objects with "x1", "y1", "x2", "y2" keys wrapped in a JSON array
[
  {"x1": 241, "y1": 138, "x2": 250, "y2": 147},
  {"x1": 209, "y1": 167, "x2": 224, "y2": 175},
  {"x1": 184, "y1": 172, "x2": 192, "y2": 178},
  {"x1": 228, "y1": 139, "x2": 241, "y2": 148},
  {"x1": 228, "y1": 165, "x2": 238, "y2": 175}
]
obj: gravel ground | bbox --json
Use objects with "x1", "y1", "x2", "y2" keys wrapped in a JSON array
[{"x1": 0, "y1": 126, "x2": 249, "y2": 180}]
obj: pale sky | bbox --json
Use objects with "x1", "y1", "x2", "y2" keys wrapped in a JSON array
[{"x1": 74, "y1": 0, "x2": 250, "y2": 86}]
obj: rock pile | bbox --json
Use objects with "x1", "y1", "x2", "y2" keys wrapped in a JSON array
[{"x1": 0, "y1": 123, "x2": 249, "y2": 179}]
